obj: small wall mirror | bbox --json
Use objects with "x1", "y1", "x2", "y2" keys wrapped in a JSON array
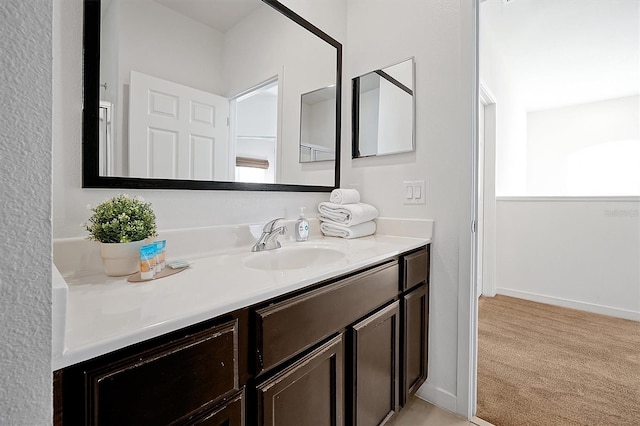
[
  {"x1": 299, "y1": 86, "x2": 336, "y2": 163},
  {"x1": 352, "y1": 58, "x2": 415, "y2": 158}
]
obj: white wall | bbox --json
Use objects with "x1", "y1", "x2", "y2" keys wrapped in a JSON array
[
  {"x1": 344, "y1": 0, "x2": 475, "y2": 414},
  {"x1": 118, "y1": 0, "x2": 224, "y2": 94},
  {"x1": 479, "y1": 5, "x2": 527, "y2": 195},
  {"x1": 0, "y1": 0, "x2": 52, "y2": 423},
  {"x1": 236, "y1": 91, "x2": 278, "y2": 137},
  {"x1": 303, "y1": 97, "x2": 335, "y2": 152},
  {"x1": 358, "y1": 86, "x2": 380, "y2": 156},
  {"x1": 377, "y1": 77, "x2": 413, "y2": 155},
  {"x1": 527, "y1": 95, "x2": 640, "y2": 196},
  {"x1": 496, "y1": 198, "x2": 640, "y2": 321},
  {"x1": 223, "y1": 3, "x2": 338, "y2": 186},
  {"x1": 100, "y1": 0, "x2": 119, "y2": 106}
]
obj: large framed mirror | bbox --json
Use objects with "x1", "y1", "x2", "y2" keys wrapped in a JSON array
[
  {"x1": 83, "y1": 0, "x2": 341, "y2": 191},
  {"x1": 352, "y1": 58, "x2": 414, "y2": 158}
]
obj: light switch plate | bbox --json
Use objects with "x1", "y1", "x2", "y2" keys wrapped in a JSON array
[{"x1": 403, "y1": 180, "x2": 426, "y2": 204}]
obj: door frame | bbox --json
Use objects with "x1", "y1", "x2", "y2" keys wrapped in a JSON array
[
  {"x1": 464, "y1": 0, "x2": 497, "y2": 419},
  {"x1": 457, "y1": 0, "x2": 480, "y2": 419},
  {"x1": 479, "y1": 83, "x2": 497, "y2": 298},
  {"x1": 228, "y1": 75, "x2": 281, "y2": 183}
]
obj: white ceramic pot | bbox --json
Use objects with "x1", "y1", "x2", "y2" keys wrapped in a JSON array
[{"x1": 100, "y1": 240, "x2": 149, "y2": 276}]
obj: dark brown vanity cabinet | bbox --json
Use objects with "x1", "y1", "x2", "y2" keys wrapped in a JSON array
[
  {"x1": 257, "y1": 334, "x2": 344, "y2": 426},
  {"x1": 351, "y1": 301, "x2": 400, "y2": 426},
  {"x1": 55, "y1": 314, "x2": 247, "y2": 426},
  {"x1": 54, "y1": 245, "x2": 430, "y2": 426},
  {"x1": 254, "y1": 261, "x2": 399, "y2": 426},
  {"x1": 400, "y1": 246, "x2": 430, "y2": 406}
]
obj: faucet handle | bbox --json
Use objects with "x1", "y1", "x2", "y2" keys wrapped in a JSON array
[{"x1": 263, "y1": 217, "x2": 284, "y2": 232}]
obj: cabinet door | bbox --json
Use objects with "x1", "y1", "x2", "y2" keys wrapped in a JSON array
[
  {"x1": 352, "y1": 301, "x2": 400, "y2": 426},
  {"x1": 257, "y1": 334, "x2": 344, "y2": 426},
  {"x1": 402, "y1": 284, "x2": 429, "y2": 405}
]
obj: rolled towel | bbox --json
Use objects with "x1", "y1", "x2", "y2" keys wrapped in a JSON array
[
  {"x1": 321, "y1": 220, "x2": 376, "y2": 239},
  {"x1": 317, "y1": 202, "x2": 379, "y2": 227},
  {"x1": 330, "y1": 188, "x2": 360, "y2": 205}
]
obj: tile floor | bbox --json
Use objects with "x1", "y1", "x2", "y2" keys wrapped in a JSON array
[{"x1": 387, "y1": 396, "x2": 493, "y2": 426}]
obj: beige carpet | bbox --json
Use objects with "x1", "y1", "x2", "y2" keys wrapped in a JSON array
[{"x1": 477, "y1": 295, "x2": 640, "y2": 426}]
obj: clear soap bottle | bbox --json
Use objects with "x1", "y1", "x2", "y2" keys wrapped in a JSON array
[{"x1": 295, "y1": 207, "x2": 310, "y2": 241}]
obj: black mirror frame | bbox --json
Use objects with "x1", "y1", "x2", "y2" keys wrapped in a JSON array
[{"x1": 82, "y1": 0, "x2": 341, "y2": 192}]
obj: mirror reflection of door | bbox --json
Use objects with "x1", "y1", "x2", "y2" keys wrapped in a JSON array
[
  {"x1": 230, "y1": 79, "x2": 278, "y2": 184},
  {"x1": 128, "y1": 71, "x2": 229, "y2": 180}
]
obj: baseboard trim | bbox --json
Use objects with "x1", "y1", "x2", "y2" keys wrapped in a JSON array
[
  {"x1": 496, "y1": 288, "x2": 640, "y2": 322},
  {"x1": 414, "y1": 382, "x2": 457, "y2": 414}
]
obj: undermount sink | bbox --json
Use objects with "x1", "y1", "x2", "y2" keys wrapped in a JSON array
[{"x1": 244, "y1": 246, "x2": 346, "y2": 271}]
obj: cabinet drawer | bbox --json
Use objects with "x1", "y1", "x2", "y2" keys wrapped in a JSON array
[
  {"x1": 86, "y1": 319, "x2": 240, "y2": 425},
  {"x1": 403, "y1": 248, "x2": 428, "y2": 291},
  {"x1": 191, "y1": 390, "x2": 243, "y2": 426},
  {"x1": 256, "y1": 261, "x2": 398, "y2": 374}
]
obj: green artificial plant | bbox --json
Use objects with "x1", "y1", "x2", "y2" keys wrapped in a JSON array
[{"x1": 85, "y1": 194, "x2": 157, "y2": 243}]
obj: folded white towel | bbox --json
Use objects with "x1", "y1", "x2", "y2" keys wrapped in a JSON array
[
  {"x1": 317, "y1": 202, "x2": 379, "y2": 227},
  {"x1": 330, "y1": 188, "x2": 360, "y2": 205},
  {"x1": 321, "y1": 220, "x2": 376, "y2": 239}
]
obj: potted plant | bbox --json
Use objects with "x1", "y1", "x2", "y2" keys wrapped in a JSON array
[{"x1": 85, "y1": 194, "x2": 158, "y2": 276}]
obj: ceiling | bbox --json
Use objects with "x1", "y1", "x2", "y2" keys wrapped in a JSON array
[
  {"x1": 153, "y1": 0, "x2": 262, "y2": 33},
  {"x1": 481, "y1": 0, "x2": 640, "y2": 111}
]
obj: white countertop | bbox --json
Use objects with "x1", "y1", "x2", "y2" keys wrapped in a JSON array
[{"x1": 53, "y1": 233, "x2": 430, "y2": 370}]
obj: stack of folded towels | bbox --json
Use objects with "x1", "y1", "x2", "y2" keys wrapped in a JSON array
[{"x1": 318, "y1": 189, "x2": 378, "y2": 239}]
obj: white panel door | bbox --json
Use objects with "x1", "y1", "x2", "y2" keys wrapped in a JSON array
[{"x1": 129, "y1": 71, "x2": 229, "y2": 180}]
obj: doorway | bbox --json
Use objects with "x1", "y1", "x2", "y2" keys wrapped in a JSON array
[
  {"x1": 475, "y1": 0, "x2": 640, "y2": 422},
  {"x1": 229, "y1": 78, "x2": 279, "y2": 183}
]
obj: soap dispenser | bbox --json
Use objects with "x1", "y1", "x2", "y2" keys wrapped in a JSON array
[{"x1": 295, "y1": 207, "x2": 310, "y2": 241}]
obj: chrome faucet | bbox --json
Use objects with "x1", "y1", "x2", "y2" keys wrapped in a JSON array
[{"x1": 251, "y1": 218, "x2": 287, "y2": 252}]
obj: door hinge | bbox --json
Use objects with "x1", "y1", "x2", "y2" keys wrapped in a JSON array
[
  {"x1": 472, "y1": 220, "x2": 477, "y2": 233},
  {"x1": 226, "y1": 117, "x2": 230, "y2": 126}
]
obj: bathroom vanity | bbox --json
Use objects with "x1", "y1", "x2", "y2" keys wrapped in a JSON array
[
  {"x1": 52, "y1": 231, "x2": 430, "y2": 426},
  {"x1": 61, "y1": 0, "x2": 438, "y2": 421}
]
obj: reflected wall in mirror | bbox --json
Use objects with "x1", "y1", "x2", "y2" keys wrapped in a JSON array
[
  {"x1": 352, "y1": 58, "x2": 415, "y2": 158},
  {"x1": 84, "y1": 0, "x2": 342, "y2": 191},
  {"x1": 300, "y1": 86, "x2": 336, "y2": 163}
]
